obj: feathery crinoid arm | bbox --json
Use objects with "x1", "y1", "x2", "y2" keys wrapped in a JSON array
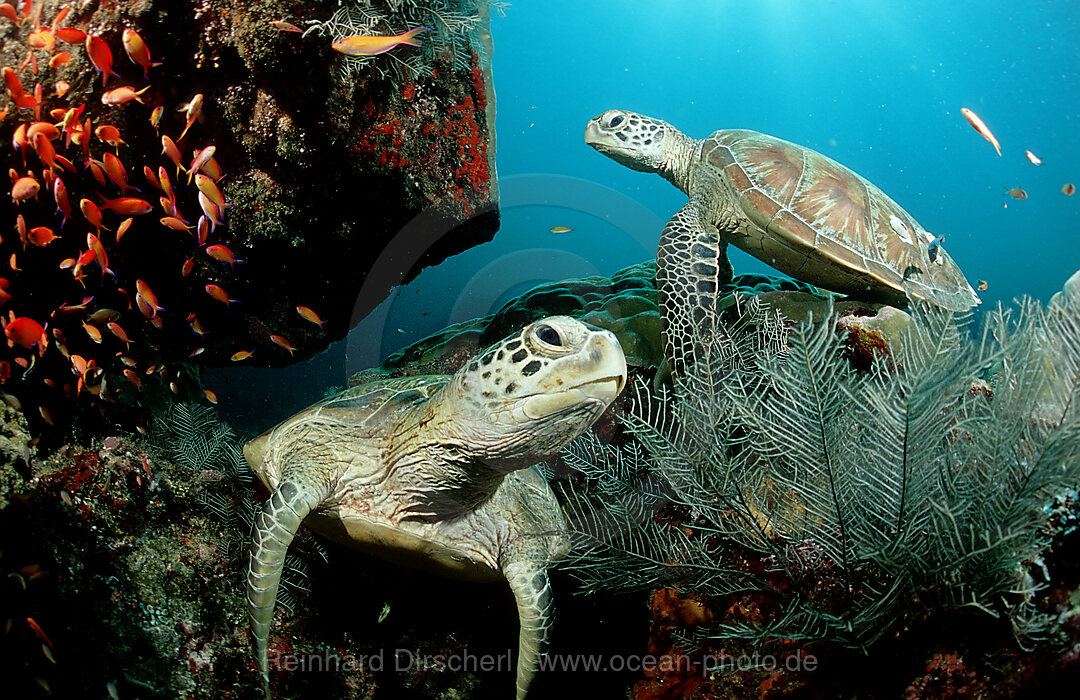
[
  {"x1": 722, "y1": 300, "x2": 861, "y2": 573},
  {"x1": 840, "y1": 302, "x2": 979, "y2": 562},
  {"x1": 919, "y1": 286, "x2": 1080, "y2": 625},
  {"x1": 556, "y1": 272, "x2": 1080, "y2": 648}
]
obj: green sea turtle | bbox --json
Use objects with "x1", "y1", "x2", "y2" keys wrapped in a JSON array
[
  {"x1": 585, "y1": 110, "x2": 980, "y2": 370},
  {"x1": 244, "y1": 316, "x2": 627, "y2": 699}
]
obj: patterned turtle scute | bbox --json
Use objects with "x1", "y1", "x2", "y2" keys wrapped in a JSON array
[{"x1": 707, "y1": 129, "x2": 977, "y2": 310}]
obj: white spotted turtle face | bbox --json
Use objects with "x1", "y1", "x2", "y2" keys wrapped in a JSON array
[
  {"x1": 585, "y1": 109, "x2": 669, "y2": 173},
  {"x1": 451, "y1": 316, "x2": 627, "y2": 471}
]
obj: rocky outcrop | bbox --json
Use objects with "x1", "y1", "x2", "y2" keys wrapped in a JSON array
[{"x1": 1, "y1": 0, "x2": 498, "y2": 432}]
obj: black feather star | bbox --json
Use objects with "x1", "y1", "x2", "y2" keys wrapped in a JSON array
[{"x1": 556, "y1": 273, "x2": 1080, "y2": 648}]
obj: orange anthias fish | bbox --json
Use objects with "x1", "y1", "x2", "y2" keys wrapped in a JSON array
[
  {"x1": 270, "y1": 334, "x2": 296, "y2": 356},
  {"x1": 135, "y1": 279, "x2": 164, "y2": 317},
  {"x1": 296, "y1": 305, "x2": 325, "y2": 327},
  {"x1": 205, "y1": 284, "x2": 238, "y2": 307},
  {"x1": 79, "y1": 198, "x2": 108, "y2": 234},
  {"x1": 26, "y1": 617, "x2": 53, "y2": 650},
  {"x1": 331, "y1": 26, "x2": 429, "y2": 57},
  {"x1": 178, "y1": 93, "x2": 203, "y2": 141},
  {"x1": 27, "y1": 226, "x2": 58, "y2": 247},
  {"x1": 194, "y1": 174, "x2": 229, "y2": 208},
  {"x1": 161, "y1": 135, "x2": 184, "y2": 175},
  {"x1": 187, "y1": 146, "x2": 216, "y2": 183},
  {"x1": 12, "y1": 176, "x2": 40, "y2": 204},
  {"x1": 98, "y1": 196, "x2": 152, "y2": 216},
  {"x1": 205, "y1": 244, "x2": 243, "y2": 268},
  {"x1": 103, "y1": 152, "x2": 137, "y2": 193},
  {"x1": 231, "y1": 349, "x2": 254, "y2": 361},
  {"x1": 150, "y1": 105, "x2": 164, "y2": 132},
  {"x1": 122, "y1": 28, "x2": 161, "y2": 78},
  {"x1": 101, "y1": 85, "x2": 150, "y2": 106},
  {"x1": 107, "y1": 321, "x2": 130, "y2": 345},
  {"x1": 95, "y1": 125, "x2": 128, "y2": 150},
  {"x1": 85, "y1": 34, "x2": 120, "y2": 86},
  {"x1": 960, "y1": 107, "x2": 1002, "y2": 157},
  {"x1": 5, "y1": 314, "x2": 47, "y2": 354}
]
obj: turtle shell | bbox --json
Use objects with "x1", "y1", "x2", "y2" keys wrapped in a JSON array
[
  {"x1": 311, "y1": 375, "x2": 449, "y2": 435},
  {"x1": 702, "y1": 130, "x2": 979, "y2": 310}
]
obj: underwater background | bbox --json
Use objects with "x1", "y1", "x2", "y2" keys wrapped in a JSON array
[
  {"x1": 211, "y1": 0, "x2": 1080, "y2": 433},
  {"x1": 3, "y1": 1, "x2": 1080, "y2": 699}
]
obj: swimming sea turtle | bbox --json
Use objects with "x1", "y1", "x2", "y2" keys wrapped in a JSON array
[
  {"x1": 585, "y1": 110, "x2": 980, "y2": 370},
  {"x1": 245, "y1": 316, "x2": 627, "y2": 699}
]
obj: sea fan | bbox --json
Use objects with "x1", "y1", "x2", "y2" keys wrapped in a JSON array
[{"x1": 556, "y1": 284, "x2": 1080, "y2": 648}]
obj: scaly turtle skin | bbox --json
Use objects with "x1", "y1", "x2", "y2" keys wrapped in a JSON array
[
  {"x1": 244, "y1": 316, "x2": 627, "y2": 699},
  {"x1": 585, "y1": 110, "x2": 979, "y2": 371}
]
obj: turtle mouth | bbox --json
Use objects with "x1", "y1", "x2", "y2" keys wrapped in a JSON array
[
  {"x1": 521, "y1": 374, "x2": 626, "y2": 420},
  {"x1": 584, "y1": 120, "x2": 623, "y2": 152},
  {"x1": 572, "y1": 373, "x2": 626, "y2": 399}
]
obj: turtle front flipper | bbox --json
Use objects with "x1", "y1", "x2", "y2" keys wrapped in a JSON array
[
  {"x1": 504, "y1": 559, "x2": 555, "y2": 700},
  {"x1": 247, "y1": 478, "x2": 328, "y2": 698},
  {"x1": 657, "y1": 197, "x2": 733, "y2": 373}
]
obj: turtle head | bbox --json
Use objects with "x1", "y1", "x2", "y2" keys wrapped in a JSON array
[
  {"x1": 586, "y1": 110, "x2": 696, "y2": 189},
  {"x1": 440, "y1": 316, "x2": 627, "y2": 472}
]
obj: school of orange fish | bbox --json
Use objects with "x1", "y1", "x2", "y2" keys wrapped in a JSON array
[{"x1": 1, "y1": 2, "x2": 325, "y2": 432}]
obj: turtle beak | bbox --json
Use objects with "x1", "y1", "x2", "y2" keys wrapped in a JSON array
[{"x1": 584, "y1": 118, "x2": 604, "y2": 145}]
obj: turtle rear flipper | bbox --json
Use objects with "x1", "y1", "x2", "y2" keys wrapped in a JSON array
[{"x1": 247, "y1": 478, "x2": 329, "y2": 698}]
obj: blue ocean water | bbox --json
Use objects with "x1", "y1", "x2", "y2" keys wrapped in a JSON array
[
  {"x1": 356, "y1": 0, "x2": 1080, "y2": 369},
  {"x1": 217, "y1": 1, "x2": 1080, "y2": 430}
]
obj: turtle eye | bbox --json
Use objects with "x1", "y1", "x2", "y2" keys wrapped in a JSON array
[
  {"x1": 534, "y1": 324, "x2": 562, "y2": 347},
  {"x1": 608, "y1": 114, "x2": 624, "y2": 128}
]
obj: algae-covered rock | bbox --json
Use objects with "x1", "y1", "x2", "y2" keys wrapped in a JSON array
[{"x1": 0, "y1": 403, "x2": 31, "y2": 510}]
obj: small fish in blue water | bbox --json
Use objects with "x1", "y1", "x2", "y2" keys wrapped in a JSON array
[
  {"x1": 397, "y1": 328, "x2": 405, "y2": 334},
  {"x1": 978, "y1": 280, "x2": 989, "y2": 291},
  {"x1": 927, "y1": 235, "x2": 945, "y2": 264},
  {"x1": 961, "y1": 107, "x2": 1001, "y2": 156},
  {"x1": 1005, "y1": 186, "x2": 1027, "y2": 200},
  {"x1": 549, "y1": 226, "x2": 573, "y2": 234},
  {"x1": 1024, "y1": 150, "x2": 1042, "y2": 165}
]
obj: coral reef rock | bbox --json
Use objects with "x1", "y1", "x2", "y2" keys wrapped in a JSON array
[{"x1": 0, "y1": 0, "x2": 498, "y2": 379}]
